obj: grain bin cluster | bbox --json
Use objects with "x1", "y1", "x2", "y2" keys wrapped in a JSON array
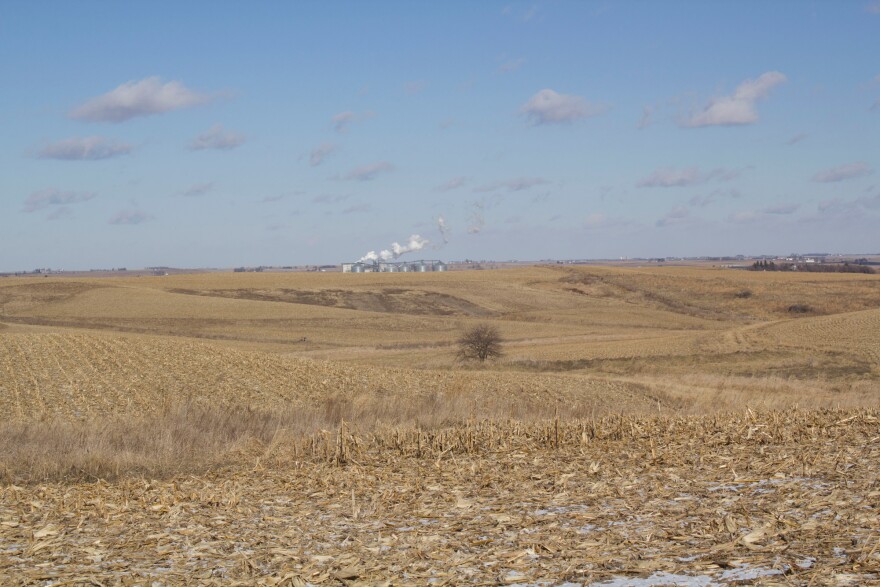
[{"x1": 342, "y1": 260, "x2": 447, "y2": 273}]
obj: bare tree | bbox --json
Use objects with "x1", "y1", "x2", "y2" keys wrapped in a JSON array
[{"x1": 456, "y1": 324, "x2": 504, "y2": 362}]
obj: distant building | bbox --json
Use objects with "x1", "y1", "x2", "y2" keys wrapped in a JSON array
[{"x1": 342, "y1": 260, "x2": 447, "y2": 273}]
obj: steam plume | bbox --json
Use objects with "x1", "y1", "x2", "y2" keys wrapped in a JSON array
[
  {"x1": 359, "y1": 234, "x2": 429, "y2": 263},
  {"x1": 467, "y1": 203, "x2": 485, "y2": 234},
  {"x1": 437, "y1": 215, "x2": 450, "y2": 244}
]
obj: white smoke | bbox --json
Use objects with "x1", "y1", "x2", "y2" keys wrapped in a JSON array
[
  {"x1": 467, "y1": 203, "x2": 485, "y2": 234},
  {"x1": 437, "y1": 215, "x2": 450, "y2": 244},
  {"x1": 359, "y1": 234, "x2": 429, "y2": 263}
]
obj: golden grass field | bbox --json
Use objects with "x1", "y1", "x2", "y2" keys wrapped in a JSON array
[{"x1": 1, "y1": 265, "x2": 878, "y2": 585}]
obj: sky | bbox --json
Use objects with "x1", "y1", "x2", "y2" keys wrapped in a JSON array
[{"x1": 1, "y1": 1, "x2": 879, "y2": 271}]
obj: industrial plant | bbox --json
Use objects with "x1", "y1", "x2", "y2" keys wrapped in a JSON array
[{"x1": 342, "y1": 260, "x2": 447, "y2": 273}]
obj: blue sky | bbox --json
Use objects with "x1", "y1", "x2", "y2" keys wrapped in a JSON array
[{"x1": 2, "y1": 1, "x2": 879, "y2": 271}]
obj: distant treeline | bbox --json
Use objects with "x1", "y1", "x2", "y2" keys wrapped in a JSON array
[{"x1": 750, "y1": 260, "x2": 875, "y2": 274}]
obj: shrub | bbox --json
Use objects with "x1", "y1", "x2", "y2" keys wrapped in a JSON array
[{"x1": 456, "y1": 324, "x2": 504, "y2": 362}]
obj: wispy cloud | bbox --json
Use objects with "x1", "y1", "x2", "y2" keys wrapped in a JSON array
[
  {"x1": 655, "y1": 206, "x2": 690, "y2": 227},
  {"x1": 342, "y1": 203, "x2": 373, "y2": 214},
  {"x1": 637, "y1": 106, "x2": 654, "y2": 130},
  {"x1": 70, "y1": 77, "x2": 211, "y2": 123},
  {"x1": 23, "y1": 188, "x2": 96, "y2": 212},
  {"x1": 727, "y1": 203, "x2": 800, "y2": 223},
  {"x1": 180, "y1": 182, "x2": 214, "y2": 197},
  {"x1": 404, "y1": 80, "x2": 426, "y2": 95},
  {"x1": 639, "y1": 168, "x2": 703, "y2": 188},
  {"x1": 342, "y1": 161, "x2": 394, "y2": 181},
  {"x1": 35, "y1": 136, "x2": 132, "y2": 161},
  {"x1": 583, "y1": 213, "x2": 631, "y2": 230},
  {"x1": 763, "y1": 203, "x2": 800, "y2": 215},
  {"x1": 683, "y1": 71, "x2": 786, "y2": 127},
  {"x1": 47, "y1": 207, "x2": 74, "y2": 221},
  {"x1": 475, "y1": 177, "x2": 549, "y2": 192},
  {"x1": 502, "y1": 4, "x2": 541, "y2": 22},
  {"x1": 498, "y1": 58, "x2": 525, "y2": 73},
  {"x1": 818, "y1": 193, "x2": 880, "y2": 213},
  {"x1": 727, "y1": 210, "x2": 759, "y2": 224},
  {"x1": 312, "y1": 193, "x2": 350, "y2": 204},
  {"x1": 521, "y1": 89, "x2": 607, "y2": 125},
  {"x1": 332, "y1": 110, "x2": 374, "y2": 133},
  {"x1": 812, "y1": 162, "x2": 873, "y2": 183},
  {"x1": 435, "y1": 176, "x2": 469, "y2": 192},
  {"x1": 688, "y1": 188, "x2": 743, "y2": 207},
  {"x1": 309, "y1": 143, "x2": 337, "y2": 166},
  {"x1": 786, "y1": 133, "x2": 808, "y2": 145},
  {"x1": 637, "y1": 167, "x2": 747, "y2": 188},
  {"x1": 189, "y1": 124, "x2": 245, "y2": 151},
  {"x1": 867, "y1": 1, "x2": 880, "y2": 14},
  {"x1": 109, "y1": 209, "x2": 153, "y2": 225}
]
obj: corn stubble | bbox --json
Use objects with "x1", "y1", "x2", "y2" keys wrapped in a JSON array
[
  {"x1": 1, "y1": 266, "x2": 879, "y2": 584},
  {"x1": 1, "y1": 410, "x2": 878, "y2": 584}
]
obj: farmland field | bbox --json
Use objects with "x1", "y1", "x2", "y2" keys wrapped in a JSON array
[{"x1": 1, "y1": 265, "x2": 879, "y2": 585}]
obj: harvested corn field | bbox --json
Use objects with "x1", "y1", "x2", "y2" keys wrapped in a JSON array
[
  {"x1": 1, "y1": 411, "x2": 878, "y2": 585},
  {"x1": 1, "y1": 266, "x2": 879, "y2": 585}
]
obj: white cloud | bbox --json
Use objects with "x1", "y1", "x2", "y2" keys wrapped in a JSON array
[
  {"x1": 521, "y1": 89, "x2": 606, "y2": 125},
  {"x1": 343, "y1": 161, "x2": 394, "y2": 181},
  {"x1": 812, "y1": 162, "x2": 873, "y2": 183},
  {"x1": 475, "y1": 177, "x2": 550, "y2": 192},
  {"x1": 70, "y1": 77, "x2": 210, "y2": 123},
  {"x1": 435, "y1": 176, "x2": 468, "y2": 192},
  {"x1": 684, "y1": 71, "x2": 786, "y2": 127},
  {"x1": 36, "y1": 136, "x2": 132, "y2": 160},
  {"x1": 109, "y1": 209, "x2": 153, "y2": 225},
  {"x1": 189, "y1": 124, "x2": 245, "y2": 151},
  {"x1": 332, "y1": 110, "x2": 374, "y2": 133},
  {"x1": 309, "y1": 143, "x2": 338, "y2": 166},
  {"x1": 637, "y1": 167, "x2": 747, "y2": 188},
  {"x1": 181, "y1": 182, "x2": 214, "y2": 197},
  {"x1": 23, "y1": 188, "x2": 96, "y2": 212}
]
